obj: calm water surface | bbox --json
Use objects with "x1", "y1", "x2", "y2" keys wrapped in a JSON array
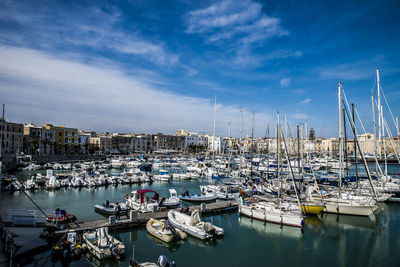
[{"x1": 1, "y1": 165, "x2": 400, "y2": 266}]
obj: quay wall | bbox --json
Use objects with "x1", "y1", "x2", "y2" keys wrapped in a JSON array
[{"x1": 31, "y1": 154, "x2": 107, "y2": 165}]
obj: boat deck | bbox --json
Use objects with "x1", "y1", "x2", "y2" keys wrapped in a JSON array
[{"x1": 47, "y1": 201, "x2": 237, "y2": 237}]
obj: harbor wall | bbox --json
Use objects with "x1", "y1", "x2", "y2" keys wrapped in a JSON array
[{"x1": 31, "y1": 154, "x2": 107, "y2": 165}]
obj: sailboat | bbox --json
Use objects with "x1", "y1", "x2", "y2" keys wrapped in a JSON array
[
  {"x1": 239, "y1": 113, "x2": 305, "y2": 228},
  {"x1": 310, "y1": 82, "x2": 380, "y2": 217}
]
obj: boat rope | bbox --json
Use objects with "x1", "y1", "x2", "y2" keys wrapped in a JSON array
[{"x1": 10, "y1": 176, "x2": 49, "y2": 219}]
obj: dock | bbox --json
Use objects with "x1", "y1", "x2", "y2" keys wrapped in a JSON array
[{"x1": 47, "y1": 201, "x2": 237, "y2": 237}]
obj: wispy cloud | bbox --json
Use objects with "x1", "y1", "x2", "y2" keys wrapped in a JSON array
[
  {"x1": 0, "y1": 45, "x2": 272, "y2": 136},
  {"x1": 185, "y1": 0, "x2": 288, "y2": 46},
  {"x1": 280, "y1": 78, "x2": 291, "y2": 87},
  {"x1": 300, "y1": 98, "x2": 311, "y2": 104},
  {"x1": 0, "y1": 1, "x2": 184, "y2": 69}
]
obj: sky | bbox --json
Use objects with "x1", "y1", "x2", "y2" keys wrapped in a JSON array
[{"x1": 1, "y1": 0, "x2": 400, "y2": 138}]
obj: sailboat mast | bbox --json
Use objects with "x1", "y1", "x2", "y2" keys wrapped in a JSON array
[
  {"x1": 239, "y1": 108, "x2": 243, "y2": 174},
  {"x1": 338, "y1": 82, "x2": 343, "y2": 188},
  {"x1": 277, "y1": 112, "x2": 283, "y2": 203},
  {"x1": 213, "y1": 95, "x2": 217, "y2": 156},
  {"x1": 377, "y1": 69, "x2": 382, "y2": 160},
  {"x1": 372, "y1": 95, "x2": 378, "y2": 174},
  {"x1": 250, "y1": 112, "x2": 254, "y2": 179},
  {"x1": 0, "y1": 104, "x2": 4, "y2": 196}
]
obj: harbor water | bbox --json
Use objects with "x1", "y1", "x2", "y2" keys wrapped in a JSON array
[{"x1": 1, "y1": 165, "x2": 400, "y2": 266}]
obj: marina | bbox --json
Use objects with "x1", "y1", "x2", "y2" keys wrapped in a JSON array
[
  {"x1": 1, "y1": 157, "x2": 400, "y2": 266},
  {"x1": 1, "y1": 0, "x2": 400, "y2": 266}
]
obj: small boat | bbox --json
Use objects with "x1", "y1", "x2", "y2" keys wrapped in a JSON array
[
  {"x1": 160, "y1": 189, "x2": 182, "y2": 208},
  {"x1": 178, "y1": 192, "x2": 217, "y2": 203},
  {"x1": 94, "y1": 201, "x2": 130, "y2": 215},
  {"x1": 130, "y1": 255, "x2": 176, "y2": 267},
  {"x1": 146, "y1": 218, "x2": 186, "y2": 243},
  {"x1": 168, "y1": 210, "x2": 223, "y2": 240},
  {"x1": 83, "y1": 227, "x2": 125, "y2": 260},
  {"x1": 153, "y1": 170, "x2": 171, "y2": 182},
  {"x1": 126, "y1": 190, "x2": 159, "y2": 213},
  {"x1": 47, "y1": 209, "x2": 76, "y2": 224}
]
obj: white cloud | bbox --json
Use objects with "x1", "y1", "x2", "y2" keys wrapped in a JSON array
[
  {"x1": 280, "y1": 78, "x2": 291, "y2": 87},
  {"x1": 0, "y1": 45, "x2": 272, "y2": 136},
  {"x1": 185, "y1": 0, "x2": 288, "y2": 45},
  {"x1": 300, "y1": 98, "x2": 311, "y2": 104}
]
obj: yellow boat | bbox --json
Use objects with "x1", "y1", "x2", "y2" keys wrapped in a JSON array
[
  {"x1": 146, "y1": 218, "x2": 187, "y2": 243},
  {"x1": 301, "y1": 202, "x2": 325, "y2": 215}
]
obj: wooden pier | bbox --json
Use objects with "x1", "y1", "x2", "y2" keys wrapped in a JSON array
[{"x1": 47, "y1": 201, "x2": 237, "y2": 237}]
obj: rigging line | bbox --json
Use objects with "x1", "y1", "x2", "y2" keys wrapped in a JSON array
[
  {"x1": 344, "y1": 100, "x2": 384, "y2": 177},
  {"x1": 354, "y1": 107, "x2": 367, "y2": 133},
  {"x1": 342, "y1": 102, "x2": 378, "y2": 199},
  {"x1": 380, "y1": 87, "x2": 398, "y2": 133},
  {"x1": 374, "y1": 98, "x2": 400, "y2": 163},
  {"x1": 381, "y1": 112, "x2": 400, "y2": 164}
]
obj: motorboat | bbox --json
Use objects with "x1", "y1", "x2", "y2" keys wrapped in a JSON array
[
  {"x1": 159, "y1": 189, "x2": 182, "y2": 208},
  {"x1": 167, "y1": 210, "x2": 223, "y2": 240},
  {"x1": 111, "y1": 158, "x2": 124, "y2": 169},
  {"x1": 153, "y1": 170, "x2": 171, "y2": 182},
  {"x1": 146, "y1": 218, "x2": 186, "y2": 243},
  {"x1": 23, "y1": 178, "x2": 39, "y2": 191},
  {"x1": 83, "y1": 227, "x2": 125, "y2": 260},
  {"x1": 178, "y1": 191, "x2": 217, "y2": 203},
  {"x1": 46, "y1": 175, "x2": 61, "y2": 190},
  {"x1": 200, "y1": 184, "x2": 239, "y2": 200},
  {"x1": 47, "y1": 209, "x2": 76, "y2": 224},
  {"x1": 94, "y1": 201, "x2": 130, "y2": 216},
  {"x1": 126, "y1": 190, "x2": 159, "y2": 213}
]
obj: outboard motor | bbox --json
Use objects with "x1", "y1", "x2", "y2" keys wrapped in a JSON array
[{"x1": 158, "y1": 255, "x2": 169, "y2": 267}]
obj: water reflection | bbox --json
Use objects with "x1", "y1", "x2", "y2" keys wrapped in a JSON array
[
  {"x1": 238, "y1": 215, "x2": 303, "y2": 239},
  {"x1": 145, "y1": 233, "x2": 182, "y2": 251}
]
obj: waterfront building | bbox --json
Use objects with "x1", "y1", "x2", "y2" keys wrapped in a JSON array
[
  {"x1": 111, "y1": 133, "x2": 134, "y2": 154},
  {"x1": 78, "y1": 131, "x2": 91, "y2": 154},
  {"x1": 184, "y1": 132, "x2": 208, "y2": 151},
  {"x1": 23, "y1": 123, "x2": 55, "y2": 155},
  {"x1": 153, "y1": 133, "x2": 185, "y2": 152},
  {"x1": 175, "y1": 129, "x2": 189, "y2": 136},
  {"x1": 89, "y1": 135, "x2": 112, "y2": 155},
  {"x1": 43, "y1": 124, "x2": 78, "y2": 154},
  {"x1": 132, "y1": 134, "x2": 152, "y2": 153},
  {"x1": 208, "y1": 136, "x2": 221, "y2": 153},
  {"x1": 0, "y1": 119, "x2": 24, "y2": 155}
]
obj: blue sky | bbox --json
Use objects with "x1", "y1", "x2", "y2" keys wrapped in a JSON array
[{"x1": 1, "y1": 0, "x2": 400, "y2": 137}]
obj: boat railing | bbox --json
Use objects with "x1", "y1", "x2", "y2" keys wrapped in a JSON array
[{"x1": 0, "y1": 209, "x2": 49, "y2": 226}]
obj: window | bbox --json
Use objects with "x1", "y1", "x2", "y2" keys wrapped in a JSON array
[{"x1": 59, "y1": 132, "x2": 62, "y2": 136}]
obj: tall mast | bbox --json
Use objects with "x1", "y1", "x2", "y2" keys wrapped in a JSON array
[
  {"x1": 338, "y1": 82, "x2": 343, "y2": 188},
  {"x1": 0, "y1": 104, "x2": 5, "y2": 196},
  {"x1": 284, "y1": 112, "x2": 288, "y2": 140},
  {"x1": 377, "y1": 69, "x2": 382, "y2": 160},
  {"x1": 250, "y1": 112, "x2": 254, "y2": 178},
  {"x1": 372, "y1": 95, "x2": 378, "y2": 174},
  {"x1": 239, "y1": 108, "x2": 243, "y2": 174},
  {"x1": 382, "y1": 104, "x2": 388, "y2": 176},
  {"x1": 351, "y1": 104, "x2": 359, "y2": 182},
  {"x1": 277, "y1": 112, "x2": 283, "y2": 203},
  {"x1": 228, "y1": 121, "x2": 231, "y2": 175},
  {"x1": 212, "y1": 95, "x2": 217, "y2": 155},
  {"x1": 397, "y1": 116, "x2": 400, "y2": 137}
]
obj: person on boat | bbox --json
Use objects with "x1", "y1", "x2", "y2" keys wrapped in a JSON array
[
  {"x1": 115, "y1": 202, "x2": 121, "y2": 220},
  {"x1": 105, "y1": 200, "x2": 110, "y2": 207},
  {"x1": 239, "y1": 189, "x2": 244, "y2": 197},
  {"x1": 153, "y1": 192, "x2": 159, "y2": 201}
]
